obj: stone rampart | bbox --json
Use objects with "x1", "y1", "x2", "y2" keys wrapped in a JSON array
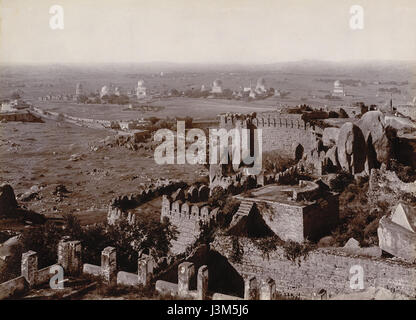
[{"x1": 211, "y1": 236, "x2": 416, "y2": 299}]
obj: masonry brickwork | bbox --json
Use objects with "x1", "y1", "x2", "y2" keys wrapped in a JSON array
[
  {"x1": 161, "y1": 193, "x2": 220, "y2": 255},
  {"x1": 219, "y1": 112, "x2": 320, "y2": 157},
  {"x1": 211, "y1": 236, "x2": 416, "y2": 299}
]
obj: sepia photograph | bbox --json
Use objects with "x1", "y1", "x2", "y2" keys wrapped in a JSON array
[{"x1": 0, "y1": 0, "x2": 415, "y2": 309}]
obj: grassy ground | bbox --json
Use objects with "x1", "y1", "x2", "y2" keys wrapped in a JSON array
[{"x1": 0, "y1": 119, "x2": 206, "y2": 231}]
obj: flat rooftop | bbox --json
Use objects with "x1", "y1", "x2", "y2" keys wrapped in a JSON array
[{"x1": 237, "y1": 181, "x2": 319, "y2": 206}]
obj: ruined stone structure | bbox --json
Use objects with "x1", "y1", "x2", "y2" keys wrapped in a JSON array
[
  {"x1": 235, "y1": 180, "x2": 339, "y2": 242},
  {"x1": 211, "y1": 236, "x2": 416, "y2": 299},
  {"x1": 107, "y1": 180, "x2": 187, "y2": 225},
  {"x1": 0, "y1": 237, "x2": 83, "y2": 299},
  {"x1": 219, "y1": 112, "x2": 320, "y2": 158},
  {"x1": 211, "y1": 79, "x2": 223, "y2": 94},
  {"x1": 161, "y1": 193, "x2": 220, "y2": 254}
]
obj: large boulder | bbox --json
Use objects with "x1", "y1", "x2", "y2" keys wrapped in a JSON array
[
  {"x1": 337, "y1": 123, "x2": 367, "y2": 174},
  {"x1": 357, "y1": 111, "x2": 395, "y2": 166},
  {"x1": 325, "y1": 145, "x2": 339, "y2": 168},
  {"x1": 322, "y1": 127, "x2": 340, "y2": 147},
  {"x1": 0, "y1": 184, "x2": 18, "y2": 217}
]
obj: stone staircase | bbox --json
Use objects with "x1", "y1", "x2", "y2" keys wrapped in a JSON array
[
  {"x1": 228, "y1": 201, "x2": 255, "y2": 232},
  {"x1": 235, "y1": 201, "x2": 255, "y2": 217}
]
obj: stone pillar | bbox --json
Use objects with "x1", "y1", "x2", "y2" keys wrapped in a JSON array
[
  {"x1": 21, "y1": 250, "x2": 38, "y2": 286},
  {"x1": 244, "y1": 276, "x2": 257, "y2": 300},
  {"x1": 58, "y1": 237, "x2": 82, "y2": 275},
  {"x1": 137, "y1": 254, "x2": 154, "y2": 285},
  {"x1": 177, "y1": 262, "x2": 195, "y2": 297},
  {"x1": 101, "y1": 247, "x2": 117, "y2": 285},
  {"x1": 57, "y1": 236, "x2": 71, "y2": 271},
  {"x1": 197, "y1": 265, "x2": 209, "y2": 300},
  {"x1": 67, "y1": 240, "x2": 82, "y2": 275},
  {"x1": 259, "y1": 278, "x2": 275, "y2": 300}
]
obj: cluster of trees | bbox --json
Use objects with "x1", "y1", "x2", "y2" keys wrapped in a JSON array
[{"x1": 331, "y1": 175, "x2": 383, "y2": 247}]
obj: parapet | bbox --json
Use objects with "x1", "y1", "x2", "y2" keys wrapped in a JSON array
[
  {"x1": 219, "y1": 112, "x2": 314, "y2": 131},
  {"x1": 161, "y1": 195, "x2": 219, "y2": 224},
  {"x1": 107, "y1": 180, "x2": 188, "y2": 225}
]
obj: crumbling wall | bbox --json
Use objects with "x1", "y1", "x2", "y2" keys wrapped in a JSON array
[
  {"x1": 107, "y1": 180, "x2": 187, "y2": 225},
  {"x1": 211, "y1": 236, "x2": 416, "y2": 299}
]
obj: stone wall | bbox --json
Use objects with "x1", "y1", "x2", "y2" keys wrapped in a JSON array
[
  {"x1": 211, "y1": 236, "x2": 416, "y2": 299},
  {"x1": 161, "y1": 195, "x2": 220, "y2": 255},
  {"x1": 236, "y1": 191, "x2": 339, "y2": 243},
  {"x1": 107, "y1": 180, "x2": 187, "y2": 225},
  {"x1": 219, "y1": 112, "x2": 320, "y2": 157}
]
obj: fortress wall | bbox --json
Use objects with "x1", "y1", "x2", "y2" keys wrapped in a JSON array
[
  {"x1": 219, "y1": 113, "x2": 318, "y2": 157},
  {"x1": 107, "y1": 181, "x2": 188, "y2": 224},
  {"x1": 211, "y1": 236, "x2": 416, "y2": 299},
  {"x1": 161, "y1": 195, "x2": 220, "y2": 255},
  {"x1": 261, "y1": 126, "x2": 317, "y2": 156},
  {"x1": 253, "y1": 201, "x2": 305, "y2": 243}
]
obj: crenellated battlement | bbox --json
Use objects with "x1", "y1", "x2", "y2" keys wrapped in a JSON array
[
  {"x1": 219, "y1": 112, "x2": 315, "y2": 131},
  {"x1": 159, "y1": 185, "x2": 220, "y2": 255},
  {"x1": 107, "y1": 180, "x2": 187, "y2": 225},
  {"x1": 161, "y1": 195, "x2": 220, "y2": 224}
]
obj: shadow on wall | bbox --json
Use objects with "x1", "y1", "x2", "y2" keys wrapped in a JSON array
[
  {"x1": 207, "y1": 251, "x2": 244, "y2": 298},
  {"x1": 155, "y1": 248, "x2": 244, "y2": 298}
]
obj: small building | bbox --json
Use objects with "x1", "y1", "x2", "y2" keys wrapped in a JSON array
[
  {"x1": 75, "y1": 83, "x2": 83, "y2": 96},
  {"x1": 136, "y1": 80, "x2": 147, "y2": 99},
  {"x1": 235, "y1": 181, "x2": 339, "y2": 243},
  {"x1": 100, "y1": 85, "x2": 110, "y2": 98},
  {"x1": 211, "y1": 79, "x2": 223, "y2": 94},
  {"x1": 255, "y1": 77, "x2": 267, "y2": 94},
  {"x1": 332, "y1": 80, "x2": 345, "y2": 97},
  {"x1": 378, "y1": 202, "x2": 416, "y2": 263}
]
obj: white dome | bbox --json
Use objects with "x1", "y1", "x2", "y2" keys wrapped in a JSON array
[
  {"x1": 137, "y1": 80, "x2": 144, "y2": 87},
  {"x1": 334, "y1": 80, "x2": 342, "y2": 87}
]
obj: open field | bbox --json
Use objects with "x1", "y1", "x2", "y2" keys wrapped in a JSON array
[
  {"x1": 32, "y1": 98, "x2": 277, "y2": 121},
  {"x1": 1, "y1": 62, "x2": 415, "y2": 114},
  {"x1": 0, "y1": 119, "x2": 206, "y2": 230}
]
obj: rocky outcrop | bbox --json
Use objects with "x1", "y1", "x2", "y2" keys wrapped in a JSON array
[
  {"x1": 0, "y1": 184, "x2": 18, "y2": 218},
  {"x1": 337, "y1": 123, "x2": 367, "y2": 174},
  {"x1": 357, "y1": 111, "x2": 394, "y2": 167},
  {"x1": 368, "y1": 167, "x2": 416, "y2": 212},
  {"x1": 322, "y1": 127, "x2": 340, "y2": 147}
]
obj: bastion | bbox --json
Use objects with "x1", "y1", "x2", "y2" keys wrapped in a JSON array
[{"x1": 235, "y1": 181, "x2": 339, "y2": 242}]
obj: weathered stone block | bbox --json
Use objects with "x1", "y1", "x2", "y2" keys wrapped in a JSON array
[
  {"x1": 244, "y1": 276, "x2": 257, "y2": 300},
  {"x1": 260, "y1": 278, "x2": 275, "y2": 300},
  {"x1": 138, "y1": 254, "x2": 154, "y2": 285},
  {"x1": 21, "y1": 250, "x2": 38, "y2": 286},
  {"x1": 101, "y1": 246, "x2": 117, "y2": 284},
  {"x1": 197, "y1": 265, "x2": 209, "y2": 300},
  {"x1": 178, "y1": 262, "x2": 195, "y2": 297}
]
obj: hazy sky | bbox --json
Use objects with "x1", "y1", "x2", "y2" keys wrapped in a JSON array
[{"x1": 1, "y1": 0, "x2": 415, "y2": 64}]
